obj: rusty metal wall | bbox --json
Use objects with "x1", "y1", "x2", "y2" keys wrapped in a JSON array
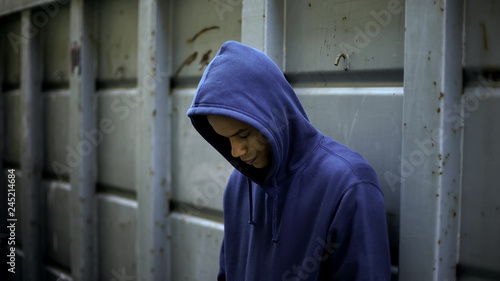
[{"x1": 0, "y1": 0, "x2": 499, "y2": 281}]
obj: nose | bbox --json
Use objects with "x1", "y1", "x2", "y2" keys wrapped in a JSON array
[{"x1": 230, "y1": 138, "x2": 247, "y2": 158}]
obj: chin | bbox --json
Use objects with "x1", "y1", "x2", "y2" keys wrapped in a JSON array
[{"x1": 253, "y1": 161, "x2": 267, "y2": 169}]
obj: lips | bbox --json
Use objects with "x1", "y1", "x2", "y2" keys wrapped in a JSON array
[{"x1": 242, "y1": 157, "x2": 256, "y2": 165}]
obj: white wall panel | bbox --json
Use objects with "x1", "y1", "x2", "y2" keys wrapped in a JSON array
[
  {"x1": 286, "y1": 0, "x2": 405, "y2": 73},
  {"x1": 464, "y1": 0, "x2": 500, "y2": 70},
  {"x1": 41, "y1": 3, "x2": 70, "y2": 88},
  {"x1": 42, "y1": 91, "x2": 69, "y2": 178},
  {"x1": 97, "y1": 90, "x2": 137, "y2": 191},
  {"x1": 97, "y1": 194, "x2": 137, "y2": 281},
  {"x1": 97, "y1": 0, "x2": 138, "y2": 85},
  {"x1": 171, "y1": 89, "x2": 231, "y2": 212},
  {"x1": 3, "y1": 91, "x2": 21, "y2": 165},
  {"x1": 170, "y1": 212, "x2": 224, "y2": 281},
  {"x1": 459, "y1": 88, "x2": 500, "y2": 279},
  {"x1": 43, "y1": 180, "x2": 71, "y2": 268},
  {"x1": 1, "y1": 14, "x2": 21, "y2": 89},
  {"x1": 172, "y1": 0, "x2": 242, "y2": 79}
]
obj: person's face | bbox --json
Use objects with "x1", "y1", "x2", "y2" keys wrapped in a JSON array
[{"x1": 207, "y1": 115, "x2": 271, "y2": 169}]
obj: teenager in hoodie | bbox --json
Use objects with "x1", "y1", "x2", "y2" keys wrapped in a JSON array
[{"x1": 187, "y1": 41, "x2": 391, "y2": 281}]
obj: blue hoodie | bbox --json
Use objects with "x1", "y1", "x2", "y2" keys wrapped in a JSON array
[{"x1": 187, "y1": 41, "x2": 391, "y2": 281}]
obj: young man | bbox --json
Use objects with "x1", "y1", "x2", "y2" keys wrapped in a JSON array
[{"x1": 187, "y1": 41, "x2": 391, "y2": 280}]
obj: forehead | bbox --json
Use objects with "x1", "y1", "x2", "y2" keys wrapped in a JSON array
[{"x1": 207, "y1": 115, "x2": 249, "y2": 136}]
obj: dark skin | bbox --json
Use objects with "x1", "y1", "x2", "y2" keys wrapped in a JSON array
[{"x1": 207, "y1": 115, "x2": 272, "y2": 169}]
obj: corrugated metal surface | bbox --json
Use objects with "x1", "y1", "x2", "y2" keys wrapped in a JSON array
[
  {"x1": 170, "y1": 213, "x2": 224, "y2": 281},
  {"x1": 42, "y1": 180, "x2": 71, "y2": 267},
  {"x1": 97, "y1": 194, "x2": 138, "y2": 281},
  {"x1": 458, "y1": 1, "x2": 500, "y2": 280},
  {"x1": 97, "y1": 0, "x2": 138, "y2": 87},
  {"x1": 3, "y1": 92, "x2": 21, "y2": 165},
  {"x1": 286, "y1": 0, "x2": 405, "y2": 73},
  {"x1": 42, "y1": 91, "x2": 69, "y2": 178},
  {"x1": 0, "y1": 0, "x2": 499, "y2": 280},
  {"x1": 97, "y1": 90, "x2": 138, "y2": 191},
  {"x1": 172, "y1": 89, "x2": 230, "y2": 213}
]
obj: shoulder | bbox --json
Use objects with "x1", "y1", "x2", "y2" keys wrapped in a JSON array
[{"x1": 305, "y1": 136, "x2": 379, "y2": 189}]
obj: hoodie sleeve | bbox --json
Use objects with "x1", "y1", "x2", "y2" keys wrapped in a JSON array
[
  {"x1": 217, "y1": 238, "x2": 226, "y2": 281},
  {"x1": 322, "y1": 182, "x2": 391, "y2": 281}
]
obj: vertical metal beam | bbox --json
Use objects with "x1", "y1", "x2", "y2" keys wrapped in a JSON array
[
  {"x1": 400, "y1": 0, "x2": 464, "y2": 280},
  {"x1": 69, "y1": 0, "x2": 98, "y2": 280},
  {"x1": 19, "y1": 9, "x2": 43, "y2": 281},
  {"x1": 241, "y1": 0, "x2": 284, "y2": 70},
  {"x1": 136, "y1": 0, "x2": 172, "y2": 280}
]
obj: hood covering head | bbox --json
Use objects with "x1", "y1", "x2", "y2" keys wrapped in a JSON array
[{"x1": 187, "y1": 41, "x2": 321, "y2": 186}]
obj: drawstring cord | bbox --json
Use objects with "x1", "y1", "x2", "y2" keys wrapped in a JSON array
[
  {"x1": 247, "y1": 177, "x2": 278, "y2": 242},
  {"x1": 248, "y1": 178, "x2": 255, "y2": 225},
  {"x1": 272, "y1": 182, "x2": 278, "y2": 243}
]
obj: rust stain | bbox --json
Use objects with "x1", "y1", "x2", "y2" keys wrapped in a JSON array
[
  {"x1": 174, "y1": 51, "x2": 198, "y2": 77},
  {"x1": 439, "y1": 92, "x2": 444, "y2": 100},
  {"x1": 437, "y1": 107, "x2": 441, "y2": 113},
  {"x1": 152, "y1": 109, "x2": 157, "y2": 117},
  {"x1": 199, "y1": 49, "x2": 213, "y2": 71},
  {"x1": 187, "y1": 26, "x2": 220, "y2": 43},
  {"x1": 438, "y1": 240, "x2": 441, "y2": 245}
]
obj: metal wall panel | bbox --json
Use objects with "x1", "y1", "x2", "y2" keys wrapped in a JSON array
[
  {"x1": 1, "y1": 14, "x2": 21, "y2": 90},
  {"x1": 172, "y1": 0, "x2": 242, "y2": 79},
  {"x1": 97, "y1": 194, "x2": 137, "y2": 281},
  {"x1": 170, "y1": 212, "x2": 224, "y2": 281},
  {"x1": 172, "y1": 89, "x2": 231, "y2": 212},
  {"x1": 463, "y1": 0, "x2": 500, "y2": 70},
  {"x1": 41, "y1": 2, "x2": 70, "y2": 88},
  {"x1": 296, "y1": 88, "x2": 403, "y2": 254},
  {"x1": 0, "y1": 0, "x2": 67, "y2": 17},
  {"x1": 3, "y1": 91, "x2": 21, "y2": 165},
  {"x1": 286, "y1": 0, "x2": 405, "y2": 74},
  {"x1": 42, "y1": 180, "x2": 71, "y2": 268},
  {"x1": 459, "y1": 88, "x2": 500, "y2": 280},
  {"x1": 458, "y1": 1, "x2": 500, "y2": 279},
  {"x1": 97, "y1": 0, "x2": 138, "y2": 86},
  {"x1": 97, "y1": 90, "x2": 137, "y2": 192},
  {"x1": 42, "y1": 91, "x2": 69, "y2": 178}
]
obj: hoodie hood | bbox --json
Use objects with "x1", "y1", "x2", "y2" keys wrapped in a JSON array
[{"x1": 187, "y1": 41, "x2": 322, "y2": 186}]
